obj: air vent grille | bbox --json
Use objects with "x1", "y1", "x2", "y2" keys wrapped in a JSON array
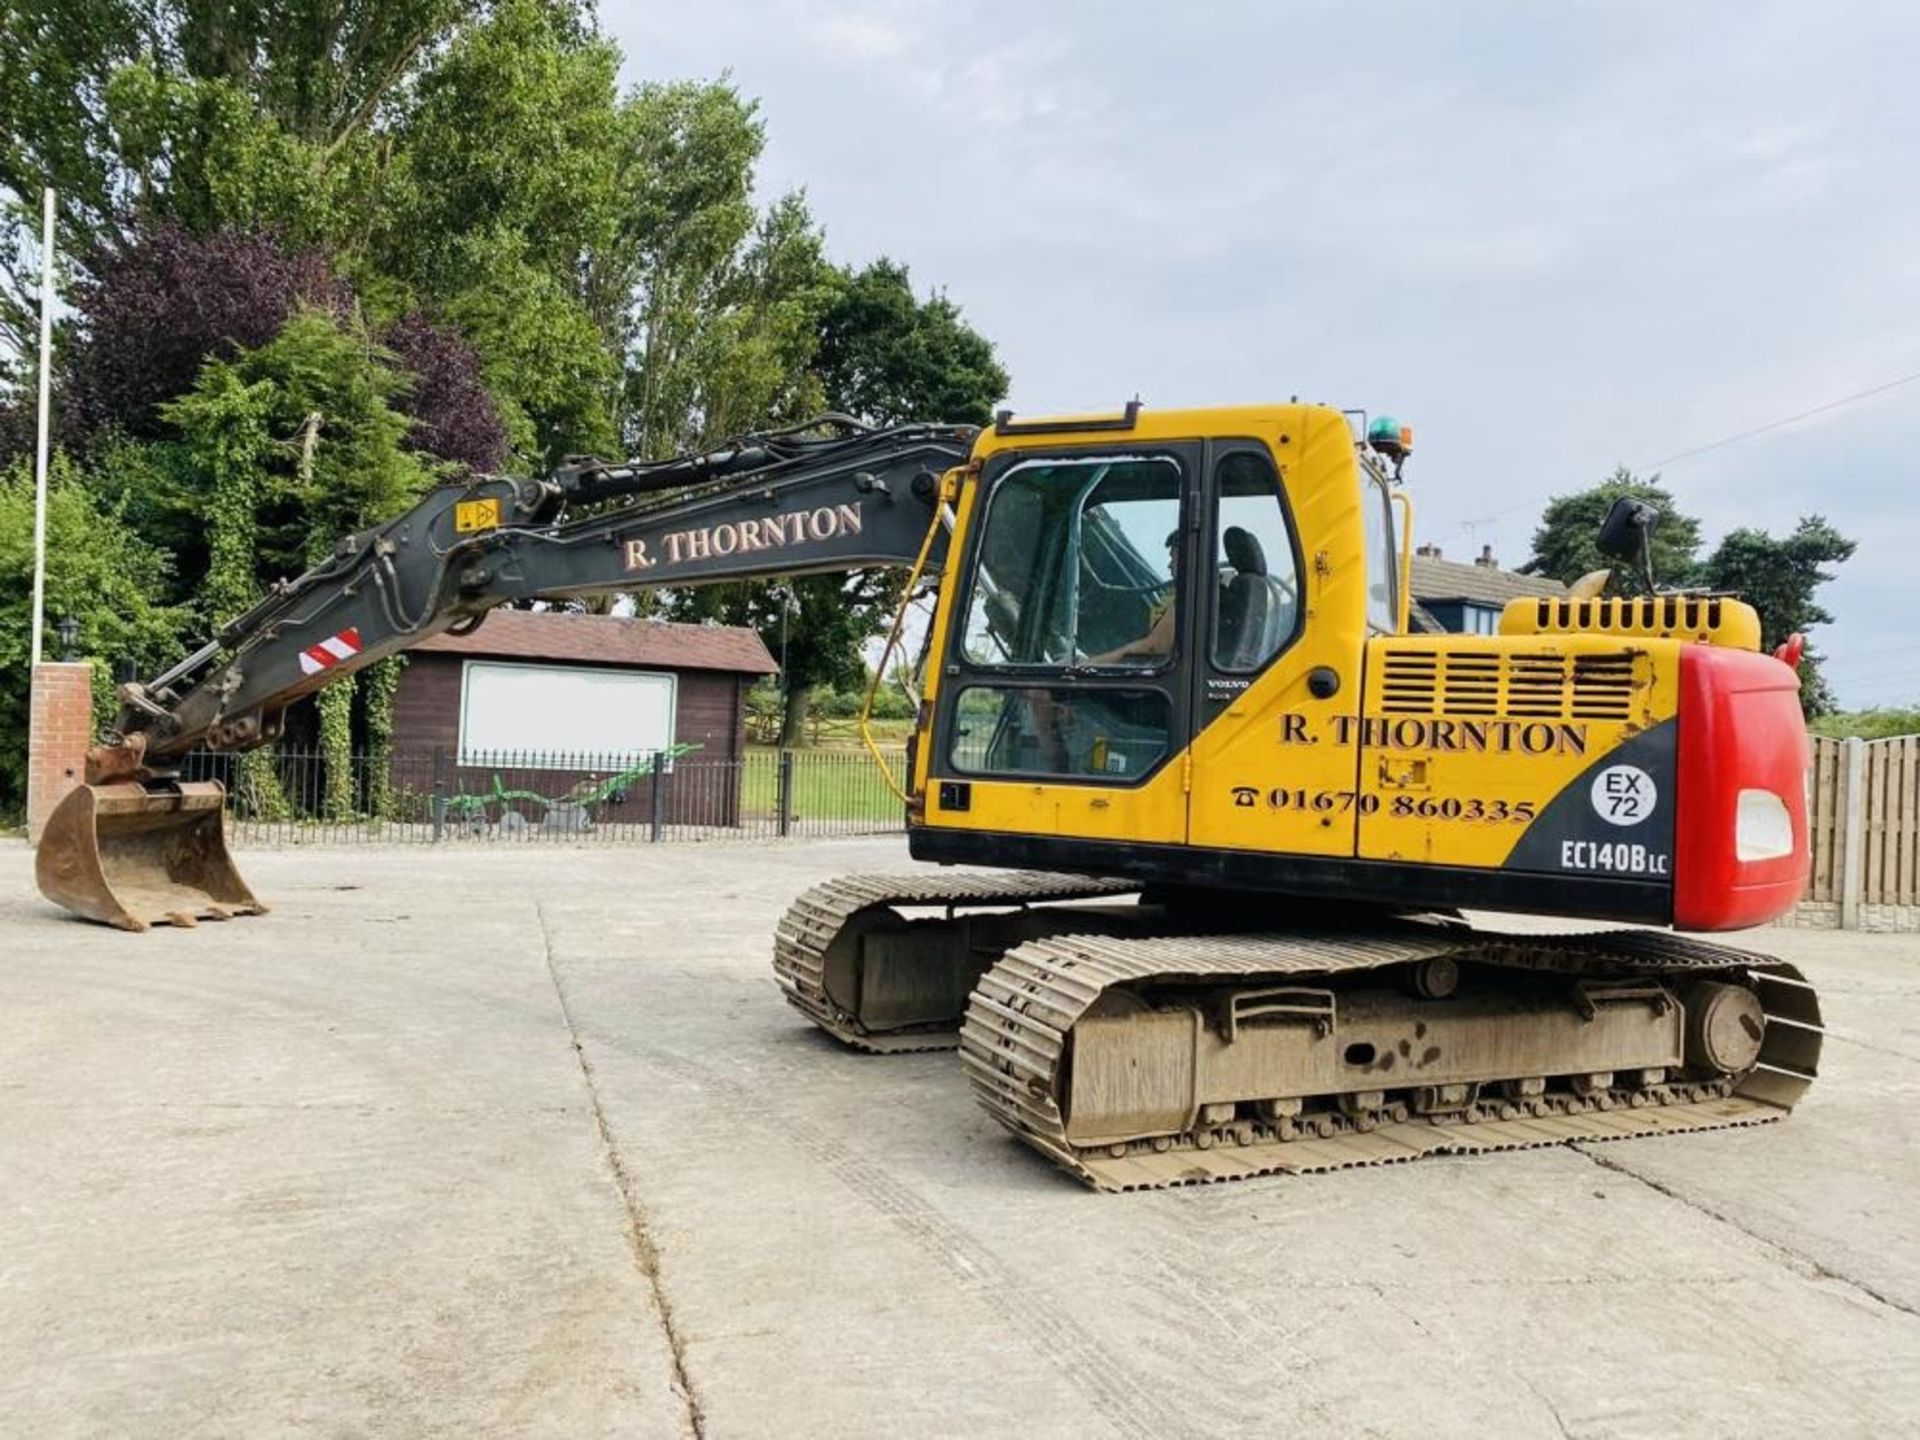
[
  {"x1": 1379, "y1": 648, "x2": 1637, "y2": 721},
  {"x1": 1533, "y1": 596, "x2": 1721, "y2": 634}
]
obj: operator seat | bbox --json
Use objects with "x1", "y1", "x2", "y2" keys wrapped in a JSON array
[{"x1": 1217, "y1": 526, "x2": 1294, "y2": 669}]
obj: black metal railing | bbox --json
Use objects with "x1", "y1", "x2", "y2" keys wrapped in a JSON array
[{"x1": 177, "y1": 745, "x2": 909, "y2": 846}]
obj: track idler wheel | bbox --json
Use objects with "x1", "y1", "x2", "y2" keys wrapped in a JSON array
[{"x1": 1683, "y1": 981, "x2": 1767, "y2": 1075}]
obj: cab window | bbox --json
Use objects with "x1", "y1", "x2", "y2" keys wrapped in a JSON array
[
  {"x1": 960, "y1": 455, "x2": 1182, "y2": 669},
  {"x1": 1210, "y1": 451, "x2": 1300, "y2": 671},
  {"x1": 949, "y1": 686, "x2": 1172, "y2": 779},
  {"x1": 1362, "y1": 471, "x2": 1398, "y2": 634}
]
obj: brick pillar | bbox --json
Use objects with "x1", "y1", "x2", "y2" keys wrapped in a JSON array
[{"x1": 27, "y1": 662, "x2": 94, "y2": 844}]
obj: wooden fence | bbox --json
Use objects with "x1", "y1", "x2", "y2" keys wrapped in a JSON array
[{"x1": 1804, "y1": 734, "x2": 1919, "y2": 928}]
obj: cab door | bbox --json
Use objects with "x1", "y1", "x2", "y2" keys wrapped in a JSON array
[
  {"x1": 924, "y1": 442, "x2": 1201, "y2": 846},
  {"x1": 1185, "y1": 436, "x2": 1367, "y2": 858}
]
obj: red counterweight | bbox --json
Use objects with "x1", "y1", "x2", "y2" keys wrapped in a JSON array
[{"x1": 1672, "y1": 645, "x2": 1811, "y2": 930}]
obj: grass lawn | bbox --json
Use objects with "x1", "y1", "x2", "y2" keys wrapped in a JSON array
[{"x1": 739, "y1": 744, "x2": 907, "y2": 823}]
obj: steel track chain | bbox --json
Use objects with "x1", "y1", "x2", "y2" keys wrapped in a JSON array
[
  {"x1": 960, "y1": 925, "x2": 1824, "y2": 1191},
  {"x1": 771, "y1": 870, "x2": 1139, "y2": 1052}
]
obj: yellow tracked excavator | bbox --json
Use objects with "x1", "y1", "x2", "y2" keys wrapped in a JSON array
[{"x1": 35, "y1": 403, "x2": 1823, "y2": 1189}]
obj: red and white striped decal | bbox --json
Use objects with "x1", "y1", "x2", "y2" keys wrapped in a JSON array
[{"x1": 298, "y1": 626, "x2": 363, "y2": 676}]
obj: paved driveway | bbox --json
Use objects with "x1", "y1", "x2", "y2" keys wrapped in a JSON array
[{"x1": 3, "y1": 839, "x2": 1916, "y2": 1437}]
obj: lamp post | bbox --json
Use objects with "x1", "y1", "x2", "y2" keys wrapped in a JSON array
[
  {"x1": 56, "y1": 614, "x2": 80, "y2": 661},
  {"x1": 29, "y1": 188, "x2": 54, "y2": 667},
  {"x1": 777, "y1": 584, "x2": 797, "y2": 739}
]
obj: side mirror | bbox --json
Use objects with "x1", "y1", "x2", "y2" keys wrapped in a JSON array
[
  {"x1": 1595, "y1": 496, "x2": 1661, "y2": 591},
  {"x1": 1595, "y1": 497, "x2": 1660, "y2": 561}
]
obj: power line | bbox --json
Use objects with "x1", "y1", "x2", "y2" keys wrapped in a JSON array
[
  {"x1": 1435, "y1": 367, "x2": 1920, "y2": 545},
  {"x1": 1641, "y1": 369, "x2": 1920, "y2": 471}
]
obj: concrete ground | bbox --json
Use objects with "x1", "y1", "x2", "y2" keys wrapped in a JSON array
[{"x1": 2, "y1": 837, "x2": 1917, "y2": 1439}]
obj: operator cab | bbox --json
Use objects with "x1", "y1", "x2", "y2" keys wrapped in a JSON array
[{"x1": 918, "y1": 401, "x2": 1398, "y2": 858}]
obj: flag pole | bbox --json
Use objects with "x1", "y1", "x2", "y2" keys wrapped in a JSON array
[{"x1": 29, "y1": 187, "x2": 54, "y2": 667}]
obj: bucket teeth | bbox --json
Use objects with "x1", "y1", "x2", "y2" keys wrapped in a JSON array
[{"x1": 35, "y1": 781, "x2": 266, "y2": 932}]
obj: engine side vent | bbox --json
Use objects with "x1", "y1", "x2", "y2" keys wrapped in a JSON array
[
  {"x1": 1378, "y1": 646, "x2": 1638, "y2": 721},
  {"x1": 1500, "y1": 594, "x2": 1761, "y2": 650}
]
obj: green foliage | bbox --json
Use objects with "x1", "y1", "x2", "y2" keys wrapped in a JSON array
[
  {"x1": 682, "y1": 193, "x2": 839, "y2": 444},
  {"x1": 0, "y1": 0, "x2": 479, "y2": 349},
  {"x1": 1811, "y1": 708, "x2": 1920, "y2": 740},
  {"x1": 815, "y1": 259, "x2": 1010, "y2": 427},
  {"x1": 163, "y1": 0, "x2": 475, "y2": 149},
  {"x1": 0, "y1": 452, "x2": 189, "y2": 808},
  {"x1": 611, "y1": 82, "x2": 846, "y2": 458},
  {"x1": 161, "y1": 307, "x2": 438, "y2": 618},
  {"x1": 361, "y1": 654, "x2": 404, "y2": 817},
  {"x1": 159, "y1": 364, "x2": 277, "y2": 623},
  {"x1": 1526, "y1": 468, "x2": 1703, "y2": 595},
  {"x1": 315, "y1": 681, "x2": 355, "y2": 820},
  {"x1": 382, "y1": 0, "x2": 622, "y2": 296},
  {"x1": 817, "y1": 679, "x2": 915, "y2": 720},
  {"x1": 1701, "y1": 516, "x2": 1856, "y2": 716},
  {"x1": 103, "y1": 62, "x2": 347, "y2": 241},
  {"x1": 0, "y1": 0, "x2": 150, "y2": 352},
  {"x1": 438, "y1": 229, "x2": 620, "y2": 464},
  {"x1": 232, "y1": 747, "x2": 290, "y2": 821},
  {"x1": 377, "y1": 0, "x2": 624, "y2": 463}
]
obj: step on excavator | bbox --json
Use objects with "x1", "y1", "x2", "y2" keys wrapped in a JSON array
[{"x1": 36, "y1": 403, "x2": 1823, "y2": 1189}]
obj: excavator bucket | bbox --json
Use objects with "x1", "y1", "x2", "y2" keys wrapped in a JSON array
[{"x1": 35, "y1": 781, "x2": 265, "y2": 932}]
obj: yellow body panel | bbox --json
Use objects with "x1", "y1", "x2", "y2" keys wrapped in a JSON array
[{"x1": 1349, "y1": 635, "x2": 1679, "y2": 866}]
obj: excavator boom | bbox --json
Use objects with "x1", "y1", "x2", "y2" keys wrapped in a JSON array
[{"x1": 39, "y1": 417, "x2": 975, "y2": 929}]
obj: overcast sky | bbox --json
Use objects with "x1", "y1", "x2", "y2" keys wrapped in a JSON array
[{"x1": 606, "y1": 1, "x2": 1920, "y2": 706}]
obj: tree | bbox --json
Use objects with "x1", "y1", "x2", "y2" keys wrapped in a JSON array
[
  {"x1": 0, "y1": 451, "x2": 189, "y2": 811},
  {"x1": 0, "y1": 0, "x2": 153, "y2": 356},
  {"x1": 613, "y1": 79, "x2": 782, "y2": 456},
  {"x1": 380, "y1": 310, "x2": 509, "y2": 474},
  {"x1": 0, "y1": 0, "x2": 485, "y2": 353},
  {"x1": 670, "y1": 263, "x2": 1008, "y2": 745},
  {"x1": 63, "y1": 221, "x2": 348, "y2": 444},
  {"x1": 159, "y1": 307, "x2": 440, "y2": 814},
  {"x1": 1526, "y1": 468, "x2": 1703, "y2": 594},
  {"x1": 814, "y1": 259, "x2": 1009, "y2": 428},
  {"x1": 1528, "y1": 471, "x2": 1856, "y2": 717},
  {"x1": 436, "y1": 228, "x2": 620, "y2": 465},
  {"x1": 681, "y1": 192, "x2": 840, "y2": 444},
  {"x1": 375, "y1": 0, "x2": 624, "y2": 465},
  {"x1": 1701, "y1": 516, "x2": 1856, "y2": 715}
]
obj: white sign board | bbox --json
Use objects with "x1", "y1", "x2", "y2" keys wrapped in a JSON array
[{"x1": 459, "y1": 660, "x2": 676, "y2": 767}]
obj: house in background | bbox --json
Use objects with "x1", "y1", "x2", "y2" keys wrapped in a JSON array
[
  {"x1": 389, "y1": 611, "x2": 777, "y2": 827},
  {"x1": 1410, "y1": 544, "x2": 1568, "y2": 635}
]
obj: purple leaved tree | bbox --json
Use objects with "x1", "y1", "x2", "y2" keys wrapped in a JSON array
[
  {"x1": 66, "y1": 223, "x2": 350, "y2": 440},
  {"x1": 380, "y1": 312, "x2": 509, "y2": 474}
]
